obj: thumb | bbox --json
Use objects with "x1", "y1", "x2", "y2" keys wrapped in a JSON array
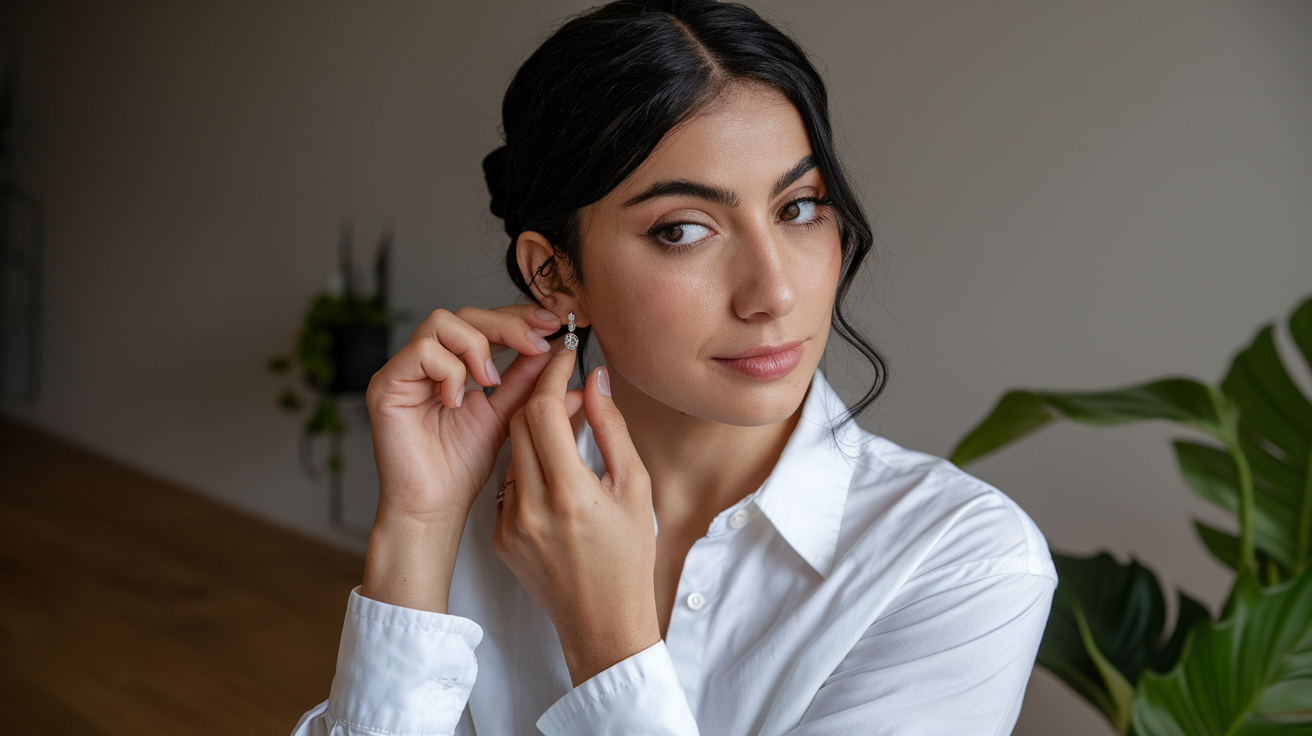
[{"x1": 583, "y1": 366, "x2": 645, "y2": 487}]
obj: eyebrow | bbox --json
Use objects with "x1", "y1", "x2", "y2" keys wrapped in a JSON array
[
  {"x1": 770, "y1": 155, "x2": 816, "y2": 199},
  {"x1": 623, "y1": 180, "x2": 740, "y2": 208},
  {"x1": 621, "y1": 155, "x2": 817, "y2": 209}
]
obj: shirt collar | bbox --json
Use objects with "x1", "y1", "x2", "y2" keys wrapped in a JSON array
[
  {"x1": 751, "y1": 369, "x2": 859, "y2": 578},
  {"x1": 577, "y1": 369, "x2": 859, "y2": 579}
]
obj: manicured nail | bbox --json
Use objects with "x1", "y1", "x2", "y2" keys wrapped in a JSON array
[
  {"x1": 527, "y1": 329, "x2": 551, "y2": 353},
  {"x1": 485, "y1": 357, "x2": 501, "y2": 385},
  {"x1": 535, "y1": 308, "x2": 558, "y2": 324},
  {"x1": 455, "y1": 390, "x2": 463, "y2": 408},
  {"x1": 597, "y1": 366, "x2": 611, "y2": 397}
]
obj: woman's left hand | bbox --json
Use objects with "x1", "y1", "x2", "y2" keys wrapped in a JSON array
[{"x1": 493, "y1": 344, "x2": 661, "y2": 688}]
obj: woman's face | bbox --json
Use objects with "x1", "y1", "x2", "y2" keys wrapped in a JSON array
[{"x1": 574, "y1": 83, "x2": 843, "y2": 427}]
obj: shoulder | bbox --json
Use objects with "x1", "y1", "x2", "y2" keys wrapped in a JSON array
[{"x1": 835, "y1": 426, "x2": 1057, "y2": 586}]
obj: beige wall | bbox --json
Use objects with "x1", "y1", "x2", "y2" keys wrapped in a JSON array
[{"x1": 5, "y1": 1, "x2": 1311, "y2": 733}]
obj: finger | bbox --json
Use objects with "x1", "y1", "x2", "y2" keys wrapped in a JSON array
[
  {"x1": 455, "y1": 305, "x2": 561, "y2": 356},
  {"x1": 564, "y1": 388, "x2": 584, "y2": 418},
  {"x1": 523, "y1": 345, "x2": 589, "y2": 491},
  {"x1": 583, "y1": 366, "x2": 644, "y2": 484},
  {"x1": 507, "y1": 407, "x2": 549, "y2": 518},
  {"x1": 372, "y1": 336, "x2": 467, "y2": 408},
  {"x1": 409, "y1": 309, "x2": 502, "y2": 387}
]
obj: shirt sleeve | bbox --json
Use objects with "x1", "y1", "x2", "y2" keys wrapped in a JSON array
[
  {"x1": 536, "y1": 640, "x2": 700, "y2": 736},
  {"x1": 291, "y1": 587, "x2": 484, "y2": 736},
  {"x1": 790, "y1": 566, "x2": 1056, "y2": 736}
]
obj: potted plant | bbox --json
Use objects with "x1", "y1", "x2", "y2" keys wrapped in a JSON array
[
  {"x1": 951, "y1": 293, "x2": 1312, "y2": 734},
  {"x1": 269, "y1": 225, "x2": 396, "y2": 527}
]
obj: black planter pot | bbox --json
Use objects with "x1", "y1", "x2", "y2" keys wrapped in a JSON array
[{"x1": 330, "y1": 325, "x2": 388, "y2": 393}]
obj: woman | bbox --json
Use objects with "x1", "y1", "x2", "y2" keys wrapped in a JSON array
[{"x1": 296, "y1": 1, "x2": 1055, "y2": 734}]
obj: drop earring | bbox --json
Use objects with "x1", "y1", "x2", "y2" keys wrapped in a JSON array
[{"x1": 564, "y1": 311, "x2": 578, "y2": 351}]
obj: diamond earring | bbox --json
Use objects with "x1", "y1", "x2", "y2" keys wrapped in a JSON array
[{"x1": 564, "y1": 311, "x2": 579, "y2": 351}]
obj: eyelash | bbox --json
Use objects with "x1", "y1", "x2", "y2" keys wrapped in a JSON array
[
  {"x1": 646, "y1": 195, "x2": 834, "y2": 251},
  {"x1": 793, "y1": 195, "x2": 833, "y2": 231}
]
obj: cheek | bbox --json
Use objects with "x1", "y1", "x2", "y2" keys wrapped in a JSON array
[
  {"x1": 787, "y1": 231, "x2": 844, "y2": 324},
  {"x1": 587, "y1": 254, "x2": 715, "y2": 363}
]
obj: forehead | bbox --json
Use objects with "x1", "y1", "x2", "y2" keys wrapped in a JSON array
[{"x1": 612, "y1": 83, "x2": 815, "y2": 199}]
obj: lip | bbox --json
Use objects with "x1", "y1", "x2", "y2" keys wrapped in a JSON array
[{"x1": 712, "y1": 340, "x2": 805, "y2": 380}]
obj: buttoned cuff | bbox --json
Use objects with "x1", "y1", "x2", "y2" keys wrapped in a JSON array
[
  {"x1": 536, "y1": 640, "x2": 699, "y2": 736},
  {"x1": 325, "y1": 587, "x2": 483, "y2": 736}
]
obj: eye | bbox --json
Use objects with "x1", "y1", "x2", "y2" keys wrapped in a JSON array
[
  {"x1": 779, "y1": 198, "x2": 818, "y2": 224},
  {"x1": 653, "y1": 222, "x2": 712, "y2": 248}
]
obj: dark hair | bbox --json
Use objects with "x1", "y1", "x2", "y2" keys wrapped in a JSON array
[{"x1": 483, "y1": 0, "x2": 887, "y2": 423}]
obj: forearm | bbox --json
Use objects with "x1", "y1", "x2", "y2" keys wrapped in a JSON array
[{"x1": 362, "y1": 505, "x2": 470, "y2": 613}]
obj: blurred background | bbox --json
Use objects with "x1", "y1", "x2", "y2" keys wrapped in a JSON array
[{"x1": 1, "y1": 0, "x2": 1309, "y2": 734}]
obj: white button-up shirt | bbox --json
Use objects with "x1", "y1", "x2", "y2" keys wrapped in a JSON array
[{"x1": 294, "y1": 371, "x2": 1056, "y2": 736}]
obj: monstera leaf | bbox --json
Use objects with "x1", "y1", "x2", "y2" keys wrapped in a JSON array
[
  {"x1": 1155, "y1": 299, "x2": 1312, "y2": 581},
  {"x1": 1131, "y1": 568, "x2": 1312, "y2": 735},
  {"x1": 1217, "y1": 300, "x2": 1312, "y2": 578},
  {"x1": 949, "y1": 374, "x2": 1258, "y2": 573},
  {"x1": 949, "y1": 378, "x2": 1229, "y2": 468},
  {"x1": 1039, "y1": 553, "x2": 1210, "y2": 734},
  {"x1": 1175, "y1": 440, "x2": 1299, "y2": 571},
  {"x1": 951, "y1": 293, "x2": 1312, "y2": 733},
  {"x1": 949, "y1": 298, "x2": 1312, "y2": 580}
]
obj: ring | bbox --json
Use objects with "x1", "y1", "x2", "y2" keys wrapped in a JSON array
[{"x1": 496, "y1": 479, "x2": 514, "y2": 502}]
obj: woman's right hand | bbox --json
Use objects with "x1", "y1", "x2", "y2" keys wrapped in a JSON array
[{"x1": 360, "y1": 305, "x2": 563, "y2": 612}]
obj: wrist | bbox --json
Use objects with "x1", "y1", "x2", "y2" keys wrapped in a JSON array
[
  {"x1": 361, "y1": 505, "x2": 470, "y2": 613},
  {"x1": 558, "y1": 611, "x2": 662, "y2": 687}
]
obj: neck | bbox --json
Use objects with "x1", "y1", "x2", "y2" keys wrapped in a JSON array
[{"x1": 607, "y1": 372, "x2": 805, "y2": 526}]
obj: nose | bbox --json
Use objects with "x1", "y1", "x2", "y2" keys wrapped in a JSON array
[{"x1": 729, "y1": 225, "x2": 798, "y2": 323}]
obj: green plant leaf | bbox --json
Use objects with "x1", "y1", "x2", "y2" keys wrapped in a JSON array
[
  {"x1": 1131, "y1": 566, "x2": 1312, "y2": 735},
  {"x1": 1300, "y1": 452, "x2": 1312, "y2": 576},
  {"x1": 1288, "y1": 296, "x2": 1312, "y2": 574},
  {"x1": 1041, "y1": 378, "x2": 1224, "y2": 429},
  {"x1": 1243, "y1": 434, "x2": 1307, "y2": 509},
  {"x1": 1150, "y1": 591, "x2": 1213, "y2": 675},
  {"x1": 1221, "y1": 325, "x2": 1312, "y2": 466},
  {"x1": 305, "y1": 396, "x2": 344, "y2": 437},
  {"x1": 1076, "y1": 605, "x2": 1136, "y2": 734},
  {"x1": 951, "y1": 378, "x2": 1224, "y2": 467},
  {"x1": 1176, "y1": 441, "x2": 1244, "y2": 507},
  {"x1": 1218, "y1": 304, "x2": 1312, "y2": 576},
  {"x1": 949, "y1": 391, "x2": 1055, "y2": 466},
  {"x1": 1176, "y1": 440, "x2": 1299, "y2": 568},
  {"x1": 1196, "y1": 521, "x2": 1243, "y2": 571},
  {"x1": 1039, "y1": 552, "x2": 1210, "y2": 732},
  {"x1": 278, "y1": 388, "x2": 303, "y2": 412},
  {"x1": 268, "y1": 355, "x2": 292, "y2": 374}
]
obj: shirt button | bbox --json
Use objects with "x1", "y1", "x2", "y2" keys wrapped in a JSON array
[
  {"x1": 686, "y1": 592, "x2": 706, "y2": 611},
  {"x1": 729, "y1": 510, "x2": 749, "y2": 529}
]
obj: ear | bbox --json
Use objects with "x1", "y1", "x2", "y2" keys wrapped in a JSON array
[{"x1": 515, "y1": 231, "x2": 591, "y2": 327}]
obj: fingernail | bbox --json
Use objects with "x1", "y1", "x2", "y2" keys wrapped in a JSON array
[
  {"x1": 455, "y1": 390, "x2": 464, "y2": 408},
  {"x1": 535, "y1": 308, "x2": 557, "y2": 323},
  {"x1": 527, "y1": 329, "x2": 551, "y2": 353},
  {"x1": 597, "y1": 366, "x2": 611, "y2": 397},
  {"x1": 485, "y1": 357, "x2": 501, "y2": 385}
]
